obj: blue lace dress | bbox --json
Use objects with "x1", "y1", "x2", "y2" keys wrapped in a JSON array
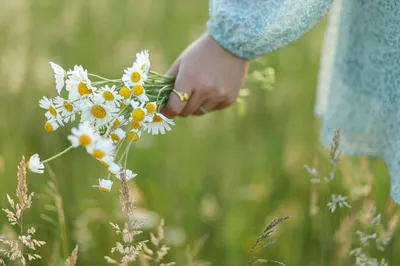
[{"x1": 208, "y1": 0, "x2": 400, "y2": 203}]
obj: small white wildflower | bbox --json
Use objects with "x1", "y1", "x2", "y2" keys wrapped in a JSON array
[
  {"x1": 109, "y1": 128, "x2": 126, "y2": 142},
  {"x1": 108, "y1": 163, "x2": 121, "y2": 175},
  {"x1": 93, "y1": 179, "x2": 113, "y2": 192},
  {"x1": 145, "y1": 102, "x2": 157, "y2": 115},
  {"x1": 134, "y1": 50, "x2": 150, "y2": 74},
  {"x1": 66, "y1": 65, "x2": 95, "y2": 101},
  {"x1": 99, "y1": 85, "x2": 123, "y2": 108},
  {"x1": 44, "y1": 119, "x2": 60, "y2": 132},
  {"x1": 327, "y1": 194, "x2": 351, "y2": 213},
  {"x1": 130, "y1": 100, "x2": 150, "y2": 122},
  {"x1": 53, "y1": 96, "x2": 76, "y2": 123},
  {"x1": 49, "y1": 62, "x2": 67, "y2": 94},
  {"x1": 87, "y1": 137, "x2": 115, "y2": 160},
  {"x1": 146, "y1": 113, "x2": 175, "y2": 135},
  {"x1": 131, "y1": 84, "x2": 149, "y2": 103},
  {"x1": 116, "y1": 169, "x2": 137, "y2": 181},
  {"x1": 127, "y1": 129, "x2": 142, "y2": 142},
  {"x1": 81, "y1": 94, "x2": 119, "y2": 127},
  {"x1": 122, "y1": 65, "x2": 148, "y2": 87},
  {"x1": 67, "y1": 121, "x2": 98, "y2": 149},
  {"x1": 98, "y1": 155, "x2": 114, "y2": 168},
  {"x1": 112, "y1": 115, "x2": 128, "y2": 127},
  {"x1": 28, "y1": 154, "x2": 45, "y2": 174},
  {"x1": 39, "y1": 96, "x2": 63, "y2": 124}
]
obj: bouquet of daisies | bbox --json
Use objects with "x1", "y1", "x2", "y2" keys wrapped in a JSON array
[{"x1": 27, "y1": 50, "x2": 180, "y2": 192}]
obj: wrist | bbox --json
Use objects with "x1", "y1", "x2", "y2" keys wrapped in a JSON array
[{"x1": 204, "y1": 32, "x2": 250, "y2": 63}]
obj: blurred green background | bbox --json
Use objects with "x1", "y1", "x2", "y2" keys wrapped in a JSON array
[{"x1": 0, "y1": 0, "x2": 398, "y2": 265}]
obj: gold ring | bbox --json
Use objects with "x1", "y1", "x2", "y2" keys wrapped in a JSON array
[
  {"x1": 172, "y1": 89, "x2": 189, "y2": 102},
  {"x1": 199, "y1": 107, "x2": 208, "y2": 114}
]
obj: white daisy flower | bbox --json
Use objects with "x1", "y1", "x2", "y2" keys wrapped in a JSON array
[
  {"x1": 39, "y1": 96, "x2": 63, "y2": 124},
  {"x1": 67, "y1": 121, "x2": 98, "y2": 149},
  {"x1": 93, "y1": 179, "x2": 113, "y2": 192},
  {"x1": 116, "y1": 169, "x2": 137, "y2": 181},
  {"x1": 146, "y1": 113, "x2": 175, "y2": 135},
  {"x1": 49, "y1": 62, "x2": 67, "y2": 94},
  {"x1": 28, "y1": 154, "x2": 45, "y2": 174},
  {"x1": 127, "y1": 129, "x2": 142, "y2": 142},
  {"x1": 145, "y1": 102, "x2": 157, "y2": 115},
  {"x1": 118, "y1": 86, "x2": 132, "y2": 100},
  {"x1": 87, "y1": 137, "x2": 115, "y2": 159},
  {"x1": 132, "y1": 84, "x2": 149, "y2": 103},
  {"x1": 98, "y1": 155, "x2": 114, "y2": 168},
  {"x1": 112, "y1": 115, "x2": 128, "y2": 127},
  {"x1": 129, "y1": 117, "x2": 147, "y2": 130},
  {"x1": 54, "y1": 96, "x2": 76, "y2": 123},
  {"x1": 44, "y1": 119, "x2": 60, "y2": 132},
  {"x1": 99, "y1": 85, "x2": 123, "y2": 108},
  {"x1": 108, "y1": 162, "x2": 121, "y2": 175},
  {"x1": 66, "y1": 65, "x2": 95, "y2": 101},
  {"x1": 81, "y1": 94, "x2": 119, "y2": 127},
  {"x1": 134, "y1": 50, "x2": 150, "y2": 74},
  {"x1": 109, "y1": 128, "x2": 126, "y2": 142},
  {"x1": 122, "y1": 65, "x2": 148, "y2": 87},
  {"x1": 130, "y1": 100, "x2": 149, "y2": 122}
]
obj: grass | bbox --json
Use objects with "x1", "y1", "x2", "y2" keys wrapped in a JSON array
[{"x1": 0, "y1": 0, "x2": 398, "y2": 265}]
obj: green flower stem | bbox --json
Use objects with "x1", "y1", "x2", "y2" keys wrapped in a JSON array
[
  {"x1": 88, "y1": 73, "x2": 121, "y2": 82},
  {"x1": 41, "y1": 145, "x2": 74, "y2": 164}
]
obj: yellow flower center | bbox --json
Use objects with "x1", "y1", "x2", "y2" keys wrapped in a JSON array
[
  {"x1": 48, "y1": 106, "x2": 57, "y2": 116},
  {"x1": 103, "y1": 91, "x2": 114, "y2": 101},
  {"x1": 131, "y1": 108, "x2": 145, "y2": 121},
  {"x1": 119, "y1": 87, "x2": 131, "y2": 99},
  {"x1": 78, "y1": 81, "x2": 91, "y2": 96},
  {"x1": 99, "y1": 187, "x2": 110, "y2": 192},
  {"x1": 132, "y1": 84, "x2": 144, "y2": 96},
  {"x1": 91, "y1": 105, "x2": 106, "y2": 119},
  {"x1": 145, "y1": 103, "x2": 156, "y2": 114},
  {"x1": 130, "y1": 120, "x2": 140, "y2": 129},
  {"x1": 44, "y1": 122, "x2": 53, "y2": 132},
  {"x1": 79, "y1": 134, "x2": 91, "y2": 146},
  {"x1": 63, "y1": 101, "x2": 73, "y2": 112},
  {"x1": 113, "y1": 119, "x2": 120, "y2": 127},
  {"x1": 93, "y1": 149, "x2": 105, "y2": 159},
  {"x1": 127, "y1": 131, "x2": 140, "y2": 142},
  {"x1": 130, "y1": 71, "x2": 141, "y2": 83},
  {"x1": 110, "y1": 133, "x2": 120, "y2": 141},
  {"x1": 153, "y1": 114, "x2": 163, "y2": 123}
]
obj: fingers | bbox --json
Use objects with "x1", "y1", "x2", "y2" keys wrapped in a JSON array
[
  {"x1": 193, "y1": 99, "x2": 218, "y2": 116},
  {"x1": 161, "y1": 71, "x2": 192, "y2": 118},
  {"x1": 180, "y1": 90, "x2": 206, "y2": 117}
]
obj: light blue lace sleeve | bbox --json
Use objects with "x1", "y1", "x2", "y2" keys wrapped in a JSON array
[{"x1": 207, "y1": 0, "x2": 334, "y2": 59}]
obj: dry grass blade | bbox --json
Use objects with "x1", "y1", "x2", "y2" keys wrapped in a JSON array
[
  {"x1": 119, "y1": 170, "x2": 135, "y2": 216},
  {"x1": 64, "y1": 245, "x2": 79, "y2": 266},
  {"x1": 17, "y1": 157, "x2": 30, "y2": 209},
  {"x1": 329, "y1": 129, "x2": 341, "y2": 161},
  {"x1": 249, "y1": 216, "x2": 290, "y2": 254},
  {"x1": 248, "y1": 216, "x2": 290, "y2": 266}
]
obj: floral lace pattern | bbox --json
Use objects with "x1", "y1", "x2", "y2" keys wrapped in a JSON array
[
  {"x1": 208, "y1": 0, "x2": 400, "y2": 203},
  {"x1": 208, "y1": 0, "x2": 334, "y2": 59}
]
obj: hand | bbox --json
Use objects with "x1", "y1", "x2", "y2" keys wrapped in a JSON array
[{"x1": 161, "y1": 33, "x2": 249, "y2": 117}]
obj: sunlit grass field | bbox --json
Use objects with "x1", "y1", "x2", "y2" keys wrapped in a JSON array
[{"x1": 0, "y1": 1, "x2": 398, "y2": 265}]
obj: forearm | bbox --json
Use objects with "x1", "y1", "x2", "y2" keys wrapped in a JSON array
[{"x1": 207, "y1": 0, "x2": 334, "y2": 59}]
